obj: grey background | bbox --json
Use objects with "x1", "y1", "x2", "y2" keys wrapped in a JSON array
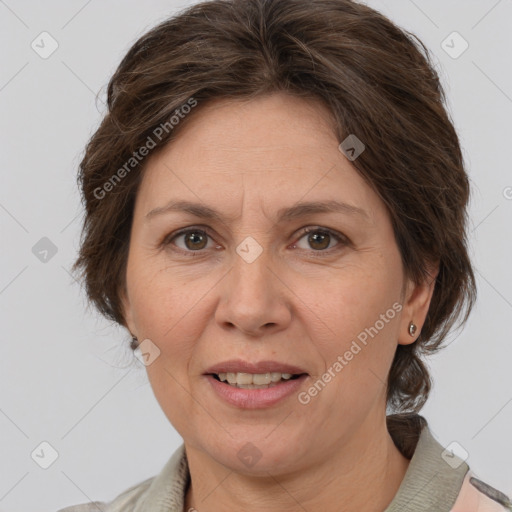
[{"x1": 1, "y1": 0, "x2": 511, "y2": 510}]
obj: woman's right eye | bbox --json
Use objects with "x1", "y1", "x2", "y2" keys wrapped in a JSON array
[
  {"x1": 163, "y1": 227, "x2": 217, "y2": 255},
  {"x1": 165, "y1": 229, "x2": 209, "y2": 252}
]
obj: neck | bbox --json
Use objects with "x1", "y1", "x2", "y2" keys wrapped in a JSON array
[{"x1": 184, "y1": 415, "x2": 411, "y2": 512}]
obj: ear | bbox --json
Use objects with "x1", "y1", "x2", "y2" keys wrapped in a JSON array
[
  {"x1": 398, "y1": 260, "x2": 439, "y2": 346},
  {"x1": 119, "y1": 285, "x2": 137, "y2": 338}
]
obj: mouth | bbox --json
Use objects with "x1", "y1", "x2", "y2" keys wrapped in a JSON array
[
  {"x1": 209, "y1": 371, "x2": 306, "y2": 389},
  {"x1": 203, "y1": 359, "x2": 309, "y2": 408}
]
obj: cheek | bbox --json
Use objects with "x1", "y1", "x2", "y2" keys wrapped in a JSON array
[
  {"x1": 144, "y1": 359, "x2": 197, "y2": 438},
  {"x1": 127, "y1": 256, "x2": 197, "y2": 332},
  {"x1": 125, "y1": 270, "x2": 189, "y2": 380},
  {"x1": 298, "y1": 266, "x2": 401, "y2": 398},
  {"x1": 301, "y1": 263, "x2": 400, "y2": 344}
]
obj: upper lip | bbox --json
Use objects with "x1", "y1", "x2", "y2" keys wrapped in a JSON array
[{"x1": 204, "y1": 359, "x2": 308, "y2": 375}]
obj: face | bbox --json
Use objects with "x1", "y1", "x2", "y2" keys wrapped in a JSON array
[{"x1": 122, "y1": 92, "x2": 435, "y2": 475}]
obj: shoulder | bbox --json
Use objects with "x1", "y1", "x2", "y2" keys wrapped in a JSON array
[
  {"x1": 385, "y1": 414, "x2": 511, "y2": 512},
  {"x1": 451, "y1": 471, "x2": 512, "y2": 511},
  {"x1": 57, "y1": 503, "x2": 107, "y2": 512},
  {"x1": 56, "y1": 444, "x2": 188, "y2": 512},
  {"x1": 56, "y1": 474, "x2": 155, "y2": 512}
]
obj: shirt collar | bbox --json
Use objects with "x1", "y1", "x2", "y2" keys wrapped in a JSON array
[
  {"x1": 132, "y1": 443, "x2": 189, "y2": 512},
  {"x1": 384, "y1": 414, "x2": 469, "y2": 512}
]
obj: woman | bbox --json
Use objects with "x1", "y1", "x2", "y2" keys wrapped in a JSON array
[{"x1": 60, "y1": 0, "x2": 511, "y2": 510}]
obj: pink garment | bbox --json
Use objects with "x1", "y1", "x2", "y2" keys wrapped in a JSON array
[{"x1": 451, "y1": 471, "x2": 511, "y2": 511}]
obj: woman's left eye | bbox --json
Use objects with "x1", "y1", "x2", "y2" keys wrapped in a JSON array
[
  {"x1": 293, "y1": 227, "x2": 347, "y2": 254},
  {"x1": 162, "y1": 226, "x2": 347, "y2": 256}
]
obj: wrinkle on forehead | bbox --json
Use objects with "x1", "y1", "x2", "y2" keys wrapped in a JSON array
[{"x1": 135, "y1": 92, "x2": 385, "y2": 235}]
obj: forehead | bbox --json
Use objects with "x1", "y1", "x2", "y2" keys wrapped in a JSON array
[{"x1": 136, "y1": 93, "x2": 383, "y2": 224}]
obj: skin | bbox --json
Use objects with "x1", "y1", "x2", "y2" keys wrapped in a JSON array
[{"x1": 121, "y1": 92, "x2": 439, "y2": 512}]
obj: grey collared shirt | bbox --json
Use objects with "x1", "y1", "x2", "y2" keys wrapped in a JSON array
[{"x1": 57, "y1": 414, "x2": 510, "y2": 512}]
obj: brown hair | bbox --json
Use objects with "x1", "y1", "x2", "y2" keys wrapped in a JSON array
[{"x1": 73, "y1": 0, "x2": 476, "y2": 415}]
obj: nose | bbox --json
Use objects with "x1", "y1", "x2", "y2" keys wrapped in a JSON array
[{"x1": 214, "y1": 242, "x2": 292, "y2": 337}]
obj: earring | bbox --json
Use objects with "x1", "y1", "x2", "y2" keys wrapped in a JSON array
[
  {"x1": 130, "y1": 334, "x2": 139, "y2": 350},
  {"x1": 408, "y1": 322, "x2": 417, "y2": 337}
]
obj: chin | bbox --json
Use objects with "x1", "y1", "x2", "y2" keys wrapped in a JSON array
[{"x1": 202, "y1": 433, "x2": 308, "y2": 476}]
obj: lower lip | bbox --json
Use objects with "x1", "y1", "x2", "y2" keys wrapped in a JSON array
[{"x1": 205, "y1": 374, "x2": 308, "y2": 409}]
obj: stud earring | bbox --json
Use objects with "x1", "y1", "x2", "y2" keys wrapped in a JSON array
[{"x1": 408, "y1": 322, "x2": 417, "y2": 337}]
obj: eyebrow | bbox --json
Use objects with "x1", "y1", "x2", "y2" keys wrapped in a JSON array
[{"x1": 145, "y1": 199, "x2": 370, "y2": 224}]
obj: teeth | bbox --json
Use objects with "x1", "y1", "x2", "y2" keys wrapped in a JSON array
[
  {"x1": 216, "y1": 372, "x2": 297, "y2": 388},
  {"x1": 270, "y1": 372, "x2": 282, "y2": 383},
  {"x1": 253, "y1": 373, "x2": 271, "y2": 385},
  {"x1": 237, "y1": 373, "x2": 254, "y2": 385}
]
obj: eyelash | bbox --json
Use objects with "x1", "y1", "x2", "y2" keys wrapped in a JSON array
[{"x1": 161, "y1": 225, "x2": 349, "y2": 258}]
